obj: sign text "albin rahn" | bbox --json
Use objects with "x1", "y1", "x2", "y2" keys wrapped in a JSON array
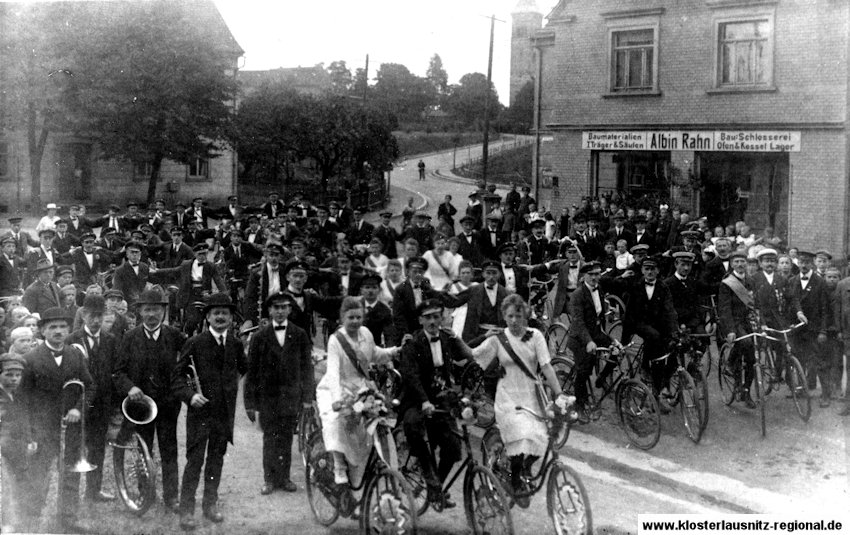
[{"x1": 581, "y1": 131, "x2": 801, "y2": 152}]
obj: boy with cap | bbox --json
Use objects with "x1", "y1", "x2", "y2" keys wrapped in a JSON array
[
  {"x1": 67, "y1": 294, "x2": 118, "y2": 502},
  {"x1": 173, "y1": 293, "x2": 247, "y2": 529},
  {"x1": 244, "y1": 292, "x2": 313, "y2": 495},
  {"x1": 7, "y1": 327, "x2": 36, "y2": 358},
  {"x1": 20, "y1": 307, "x2": 93, "y2": 532},
  {"x1": 113, "y1": 288, "x2": 186, "y2": 512},
  {"x1": 0, "y1": 353, "x2": 33, "y2": 533},
  {"x1": 0, "y1": 234, "x2": 24, "y2": 296}
]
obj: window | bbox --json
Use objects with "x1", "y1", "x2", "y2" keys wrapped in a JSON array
[
  {"x1": 0, "y1": 142, "x2": 9, "y2": 179},
  {"x1": 187, "y1": 157, "x2": 209, "y2": 179},
  {"x1": 718, "y1": 20, "x2": 771, "y2": 86},
  {"x1": 611, "y1": 29, "x2": 656, "y2": 91},
  {"x1": 134, "y1": 158, "x2": 153, "y2": 180}
]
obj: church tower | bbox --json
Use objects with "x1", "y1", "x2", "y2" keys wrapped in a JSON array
[{"x1": 510, "y1": 0, "x2": 543, "y2": 106}]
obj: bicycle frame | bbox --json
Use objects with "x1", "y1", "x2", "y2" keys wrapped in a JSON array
[
  {"x1": 508, "y1": 405, "x2": 566, "y2": 499},
  {"x1": 591, "y1": 343, "x2": 640, "y2": 404}
]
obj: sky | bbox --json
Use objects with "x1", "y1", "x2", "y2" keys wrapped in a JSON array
[{"x1": 213, "y1": 0, "x2": 559, "y2": 105}]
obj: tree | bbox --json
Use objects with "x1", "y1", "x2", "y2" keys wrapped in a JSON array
[
  {"x1": 352, "y1": 67, "x2": 369, "y2": 99},
  {"x1": 327, "y1": 60, "x2": 352, "y2": 95},
  {"x1": 501, "y1": 80, "x2": 535, "y2": 134},
  {"x1": 68, "y1": 1, "x2": 239, "y2": 204},
  {"x1": 1, "y1": 2, "x2": 85, "y2": 209},
  {"x1": 426, "y1": 54, "x2": 449, "y2": 95},
  {"x1": 444, "y1": 73, "x2": 500, "y2": 128},
  {"x1": 372, "y1": 63, "x2": 436, "y2": 123}
]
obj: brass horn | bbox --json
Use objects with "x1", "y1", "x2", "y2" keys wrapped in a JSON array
[
  {"x1": 122, "y1": 394, "x2": 158, "y2": 425},
  {"x1": 60, "y1": 379, "x2": 97, "y2": 474}
]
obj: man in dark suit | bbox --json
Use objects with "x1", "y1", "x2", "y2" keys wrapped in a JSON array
[
  {"x1": 113, "y1": 288, "x2": 187, "y2": 512},
  {"x1": 112, "y1": 241, "x2": 153, "y2": 307},
  {"x1": 171, "y1": 201, "x2": 190, "y2": 230},
  {"x1": 22, "y1": 258, "x2": 62, "y2": 316},
  {"x1": 701, "y1": 236, "x2": 734, "y2": 291},
  {"x1": 718, "y1": 251, "x2": 758, "y2": 407},
  {"x1": 621, "y1": 255, "x2": 679, "y2": 402},
  {"x1": 391, "y1": 257, "x2": 446, "y2": 346},
  {"x1": 5, "y1": 217, "x2": 38, "y2": 259},
  {"x1": 19, "y1": 307, "x2": 93, "y2": 533},
  {"x1": 261, "y1": 192, "x2": 285, "y2": 220},
  {"x1": 437, "y1": 195, "x2": 458, "y2": 232},
  {"x1": 154, "y1": 242, "x2": 226, "y2": 334},
  {"x1": 406, "y1": 212, "x2": 435, "y2": 255},
  {"x1": 361, "y1": 273, "x2": 394, "y2": 345},
  {"x1": 477, "y1": 214, "x2": 504, "y2": 261},
  {"x1": 25, "y1": 228, "x2": 60, "y2": 286},
  {"x1": 632, "y1": 215, "x2": 655, "y2": 254},
  {"x1": 346, "y1": 206, "x2": 374, "y2": 246},
  {"x1": 519, "y1": 219, "x2": 555, "y2": 265},
  {"x1": 52, "y1": 219, "x2": 80, "y2": 255},
  {"x1": 505, "y1": 183, "x2": 521, "y2": 214},
  {"x1": 372, "y1": 211, "x2": 400, "y2": 259},
  {"x1": 60, "y1": 232, "x2": 111, "y2": 293},
  {"x1": 664, "y1": 252, "x2": 713, "y2": 334},
  {"x1": 120, "y1": 201, "x2": 143, "y2": 235},
  {"x1": 455, "y1": 260, "x2": 507, "y2": 344},
  {"x1": 95, "y1": 204, "x2": 123, "y2": 236},
  {"x1": 335, "y1": 252, "x2": 364, "y2": 297},
  {"x1": 496, "y1": 241, "x2": 556, "y2": 302},
  {"x1": 95, "y1": 226, "x2": 123, "y2": 259},
  {"x1": 244, "y1": 292, "x2": 313, "y2": 495},
  {"x1": 0, "y1": 235, "x2": 24, "y2": 296},
  {"x1": 455, "y1": 215, "x2": 483, "y2": 267},
  {"x1": 567, "y1": 262, "x2": 616, "y2": 422},
  {"x1": 66, "y1": 294, "x2": 117, "y2": 502},
  {"x1": 218, "y1": 195, "x2": 244, "y2": 222},
  {"x1": 159, "y1": 227, "x2": 195, "y2": 268},
  {"x1": 552, "y1": 245, "x2": 586, "y2": 319},
  {"x1": 605, "y1": 212, "x2": 634, "y2": 251},
  {"x1": 242, "y1": 215, "x2": 266, "y2": 246},
  {"x1": 222, "y1": 228, "x2": 262, "y2": 283},
  {"x1": 399, "y1": 299, "x2": 470, "y2": 508},
  {"x1": 187, "y1": 197, "x2": 211, "y2": 229},
  {"x1": 313, "y1": 205, "x2": 340, "y2": 250},
  {"x1": 173, "y1": 293, "x2": 247, "y2": 529},
  {"x1": 792, "y1": 251, "x2": 831, "y2": 404}
]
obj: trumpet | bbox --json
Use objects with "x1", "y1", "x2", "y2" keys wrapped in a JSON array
[{"x1": 186, "y1": 354, "x2": 203, "y2": 397}]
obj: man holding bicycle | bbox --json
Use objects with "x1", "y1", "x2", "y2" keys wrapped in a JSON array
[{"x1": 718, "y1": 251, "x2": 759, "y2": 408}]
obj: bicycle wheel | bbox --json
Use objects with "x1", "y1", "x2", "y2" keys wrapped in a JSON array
[
  {"x1": 677, "y1": 369, "x2": 703, "y2": 444},
  {"x1": 604, "y1": 294, "x2": 625, "y2": 324},
  {"x1": 761, "y1": 349, "x2": 778, "y2": 396},
  {"x1": 786, "y1": 355, "x2": 811, "y2": 422},
  {"x1": 480, "y1": 427, "x2": 511, "y2": 494},
  {"x1": 717, "y1": 343, "x2": 737, "y2": 406},
  {"x1": 605, "y1": 320, "x2": 623, "y2": 343},
  {"x1": 546, "y1": 323, "x2": 570, "y2": 358},
  {"x1": 297, "y1": 406, "x2": 320, "y2": 466},
  {"x1": 361, "y1": 467, "x2": 418, "y2": 535},
  {"x1": 547, "y1": 462, "x2": 593, "y2": 535},
  {"x1": 549, "y1": 357, "x2": 574, "y2": 448},
  {"x1": 692, "y1": 369, "x2": 710, "y2": 436},
  {"x1": 464, "y1": 465, "x2": 515, "y2": 535},
  {"x1": 754, "y1": 365, "x2": 766, "y2": 437},
  {"x1": 701, "y1": 345, "x2": 713, "y2": 379},
  {"x1": 392, "y1": 428, "x2": 429, "y2": 517},
  {"x1": 304, "y1": 431, "x2": 340, "y2": 527},
  {"x1": 615, "y1": 379, "x2": 660, "y2": 450},
  {"x1": 113, "y1": 431, "x2": 156, "y2": 516}
]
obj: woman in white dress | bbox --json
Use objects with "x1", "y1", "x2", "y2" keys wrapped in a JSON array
[
  {"x1": 422, "y1": 233, "x2": 459, "y2": 291},
  {"x1": 472, "y1": 294, "x2": 566, "y2": 496},
  {"x1": 316, "y1": 297, "x2": 406, "y2": 487}
]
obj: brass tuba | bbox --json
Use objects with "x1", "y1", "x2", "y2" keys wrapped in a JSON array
[
  {"x1": 121, "y1": 394, "x2": 158, "y2": 425},
  {"x1": 60, "y1": 379, "x2": 97, "y2": 474}
]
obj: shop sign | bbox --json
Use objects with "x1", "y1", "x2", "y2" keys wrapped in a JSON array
[{"x1": 582, "y1": 131, "x2": 801, "y2": 152}]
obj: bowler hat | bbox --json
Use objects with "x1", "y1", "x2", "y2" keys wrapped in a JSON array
[
  {"x1": 34, "y1": 258, "x2": 54, "y2": 272},
  {"x1": 203, "y1": 292, "x2": 237, "y2": 314},
  {"x1": 38, "y1": 307, "x2": 72, "y2": 327},
  {"x1": 135, "y1": 288, "x2": 167, "y2": 306},
  {"x1": 81, "y1": 294, "x2": 106, "y2": 315}
]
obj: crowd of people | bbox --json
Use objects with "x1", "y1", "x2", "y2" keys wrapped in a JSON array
[{"x1": 0, "y1": 184, "x2": 846, "y2": 532}]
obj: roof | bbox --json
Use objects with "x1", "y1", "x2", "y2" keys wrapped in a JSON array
[{"x1": 239, "y1": 65, "x2": 332, "y2": 96}]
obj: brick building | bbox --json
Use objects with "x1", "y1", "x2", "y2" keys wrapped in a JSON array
[
  {"x1": 528, "y1": 0, "x2": 850, "y2": 254},
  {"x1": 0, "y1": 0, "x2": 243, "y2": 212}
]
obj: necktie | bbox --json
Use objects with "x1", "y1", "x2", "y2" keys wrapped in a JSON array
[
  {"x1": 274, "y1": 325, "x2": 286, "y2": 331},
  {"x1": 90, "y1": 336, "x2": 99, "y2": 355},
  {"x1": 235, "y1": 247, "x2": 240, "y2": 259},
  {"x1": 217, "y1": 335, "x2": 224, "y2": 347}
]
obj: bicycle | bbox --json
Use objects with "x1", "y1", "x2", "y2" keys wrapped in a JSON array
[
  {"x1": 481, "y1": 403, "x2": 592, "y2": 535},
  {"x1": 719, "y1": 322, "x2": 810, "y2": 437},
  {"x1": 304, "y1": 388, "x2": 419, "y2": 534},
  {"x1": 394, "y1": 394, "x2": 515, "y2": 534},
  {"x1": 654, "y1": 328, "x2": 710, "y2": 443},
  {"x1": 296, "y1": 349, "x2": 329, "y2": 466},
  {"x1": 559, "y1": 342, "x2": 661, "y2": 449}
]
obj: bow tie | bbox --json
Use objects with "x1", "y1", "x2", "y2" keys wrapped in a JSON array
[
  {"x1": 429, "y1": 336, "x2": 440, "y2": 343},
  {"x1": 50, "y1": 349, "x2": 63, "y2": 359},
  {"x1": 801, "y1": 276, "x2": 809, "y2": 281},
  {"x1": 503, "y1": 265, "x2": 513, "y2": 269},
  {"x1": 486, "y1": 285, "x2": 496, "y2": 290},
  {"x1": 412, "y1": 284, "x2": 421, "y2": 290},
  {"x1": 645, "y1": 281, "x2": 655, "y2": 287},
  {"x1": 130, "y1": 263, "x2": 139, "y2": 267},
  {"x1": 288, "y1": 291, "x2": 303, "y2": 297},
  {"x1": 274, "y1": 325, "x2": 286, "y2": 331},
  {"x1": 570, "y1": 264, "x2": 578, "y2": 269}
]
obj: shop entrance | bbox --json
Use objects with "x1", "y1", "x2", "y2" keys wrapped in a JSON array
[
  {"x1": 696, "y1": 152, "x2": 789, "y2": 237},
  {"x1": 592, "y1": 151, "x2": 671, "y2": 205}
]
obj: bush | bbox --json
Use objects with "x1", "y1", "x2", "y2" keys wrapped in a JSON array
[{"x1": 395, "y1": 131, "x2": 500, "y2": 159}]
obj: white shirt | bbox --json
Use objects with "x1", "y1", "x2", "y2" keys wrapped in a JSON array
[
  {"x1": 84, "y1": 326, "x2": 100, "y2": 351},
  {"x1": 567, "y1": 264, "x2": 580, "y2": 289},
  {"x1": 191, "y1": 260, "x2": 204, "y2": 282},
  {"x1": 585, "y1": 282, "x2": 602, "y2": 315},
  {"x1": 800, "y1": 271, "x2": 812, "y2": 290},
  {"x1": 84, "y1": 251, "x2": 94, "y2": 269},
  {"x1": 427, "y1": 333, "x2": 444, "y2": 367},
  {"x1": 209, "y1": 327, "x2": 227, "y2": 345},
  {"x1": 286, "y1": 285, "x2": 304, "y2": 309},
  {"x1": 501, "y1": 264, "x2": 516, "y2": 293},
  {"x1": 267, "y1": 264, "x2": 281, "y2": 296},
  {"x1": 341, "y1": 273, "x2": 350, "y2": 295},
  {"x1": 41, "y1": 246, "x2": 54, "y2": 265},
  {"x1": 645, "y1": 280, "x2": 656, "y2": 300},
  {"x1": 144, "y1": 327, "x2": 161, "y2": 341},
  {"x1": 272, "y1": 320, "x2": 287, "y2": 346},
  {"x1": 764, "y1": 272, "x2": 774, "y2": 285},
  {"x1": 46, "y1": 342, "x2": 63, "y2": 366},
  {"x1": 131, "y1": 263, "x2": 140, "y2": 276}
]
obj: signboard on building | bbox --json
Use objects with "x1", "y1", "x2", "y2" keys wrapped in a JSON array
[{"x1": 581, "y1": 131, "x2": 801, "y2": 152}]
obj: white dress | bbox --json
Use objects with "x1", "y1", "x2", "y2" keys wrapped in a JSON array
[
  {"x1": 423, "y1": 250, "x2": 459, "y2": 290},
  {"x1": 473, "y1": 328, "x2": 550, "y2": 457},
  {"x1": 316, "y1": 326, "x2": 394, "y2": 484}
]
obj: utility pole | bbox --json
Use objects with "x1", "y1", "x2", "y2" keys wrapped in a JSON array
[
  {"x1": 481, "y1": 14, "x2": 503, "y2": 187},
  {"x1": 363, "y1": 54, "x2": 369, "y2": 103}
]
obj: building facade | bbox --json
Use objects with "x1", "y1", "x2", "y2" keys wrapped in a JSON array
[
  {"x1": 510, "y1": 0, "x2": 544, "y2": 106},
  {"x1": 0, "y1": 0, "x2": 242, "y2": 212},
  {"x1": 530, "y1": 0, "x2": 849, "y2": 254}
]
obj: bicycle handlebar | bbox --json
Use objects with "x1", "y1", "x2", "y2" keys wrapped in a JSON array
[{"x1": 762, "y1": 321, "x2": 807, "y2": 335}]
